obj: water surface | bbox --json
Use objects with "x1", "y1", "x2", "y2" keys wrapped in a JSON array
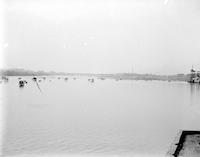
[{"x1": 1, "y1": 77, "x2": 200, "y2": 157}]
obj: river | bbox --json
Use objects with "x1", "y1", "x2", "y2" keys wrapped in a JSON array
[{"x1": 1, "y1": 76, "x2": 200, "y2": 157}]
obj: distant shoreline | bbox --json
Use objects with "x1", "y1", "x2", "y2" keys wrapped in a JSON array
[{"x1": 0, "y1": 68, "x2": 190, "y2": 82}]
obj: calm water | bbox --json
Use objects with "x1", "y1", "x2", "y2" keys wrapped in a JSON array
[{"x1": 1, "y1": 76, "x2": 200, "y2": 157}]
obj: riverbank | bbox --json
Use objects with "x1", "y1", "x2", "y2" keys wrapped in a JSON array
[{"x1": 0, "y1": 68, "x2": 190, "y2": 82}]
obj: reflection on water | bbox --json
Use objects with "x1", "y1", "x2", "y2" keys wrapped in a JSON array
[
  {"x1": 190, "y1": 83, "x2": 200, "y2": 97},
  {"x1": 189, "y1": 84, "x2": 200, "y2": 107},
  {"x1": 1, "y1": 77, "x2": 200, "y2": 157}
]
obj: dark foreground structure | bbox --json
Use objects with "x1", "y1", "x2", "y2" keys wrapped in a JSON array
[{"x1": 167, "y1": 130, "x2": 200, "y2": 157}]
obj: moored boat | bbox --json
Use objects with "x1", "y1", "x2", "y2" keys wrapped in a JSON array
[{"x1": 188, "y1": 67, "x2": 200, "y2": 83}]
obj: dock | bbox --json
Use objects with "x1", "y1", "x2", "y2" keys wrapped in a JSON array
[{"x1": 167, "y1": 130, "x2": 200, "y2": 157}]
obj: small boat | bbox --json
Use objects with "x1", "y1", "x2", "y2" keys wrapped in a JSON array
[
  {"x1": 32, "y1": 77, "x2": 37, "y2": 81},
  {"x1": 2, "y1": 76, "x2": 9, "y2": 82},
  {"x1": 88, "y1": 78, "x2": 94, "y2": 83},
  {"x1": 19, "y1": 80, "x2": 25, "y2": 87},
  {"x1": 91, "y1": 78, "x2": 94, "y2": 83}
]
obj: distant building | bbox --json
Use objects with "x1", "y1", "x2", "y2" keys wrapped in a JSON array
[{"x1": 189, "y1": 68, "x2": 200, "y2": 83}]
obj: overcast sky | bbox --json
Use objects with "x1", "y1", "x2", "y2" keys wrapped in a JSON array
[{"x1": 1, "y1": 0, "x2": 200, "y2": 74}]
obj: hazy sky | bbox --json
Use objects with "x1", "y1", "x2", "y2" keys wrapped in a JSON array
[{"x1": 1, "y1": 0, "x2": 200, "y2": 74}]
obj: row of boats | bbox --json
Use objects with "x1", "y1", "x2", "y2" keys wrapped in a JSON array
[
  {"x1": 17, "y1": 76, "x2": 99, "y2": 88},
  {"x1": 1, "y1": 76, "x2": 106, "y2": 88}
]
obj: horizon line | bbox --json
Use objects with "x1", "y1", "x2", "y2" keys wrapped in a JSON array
[{"x1": 0, "y1": 68, "x2": 191, "y2": 76}]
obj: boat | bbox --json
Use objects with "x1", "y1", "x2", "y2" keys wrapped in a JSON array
[
  {"x1": 188, "y1": 67, "x2": 200, "y2": 83},
  {"x1": 88, "y1": 78, "x2": 94, "y2": 83},
  {"x1": 19, "y1": 80, "x2": 27, "y2": 87},
  {"x1": 32, "y1": 77, "x2": 37, "y2": 81},
  {"x1": 1, "y1": 76, "x2": 9, "y2": 82}
]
